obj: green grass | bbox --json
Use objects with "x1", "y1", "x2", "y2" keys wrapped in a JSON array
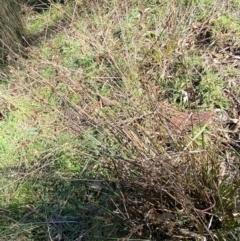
[
  {"x1": 26, "y1": 3, "x2": 67, "y2": 35},
  {"x1": 0, "y1": 0, "x2": 240, "y2": 240}
]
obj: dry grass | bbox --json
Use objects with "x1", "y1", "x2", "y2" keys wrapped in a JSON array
[
  {"x1": 0, "y1": 0, "x2": 240, "y2": 240},
  {"x1": 0, "y1": 0, "x2": 26, "y2": 64}
]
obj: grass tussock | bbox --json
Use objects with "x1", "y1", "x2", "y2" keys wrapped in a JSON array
[
  {"x1": 0, "y1": 1, "x2": 26, "y2": 64},
  {"x1": 0, "y1": 0, "x2": 240, "y2": 240}
]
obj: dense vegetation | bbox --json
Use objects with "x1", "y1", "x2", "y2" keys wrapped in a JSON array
[
  {"x1": 0, "y1": 0, "x2": 240, "y2": 240},
  {"x1": 0, "y1": 0, "x2": 26, "y2": 64}
]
